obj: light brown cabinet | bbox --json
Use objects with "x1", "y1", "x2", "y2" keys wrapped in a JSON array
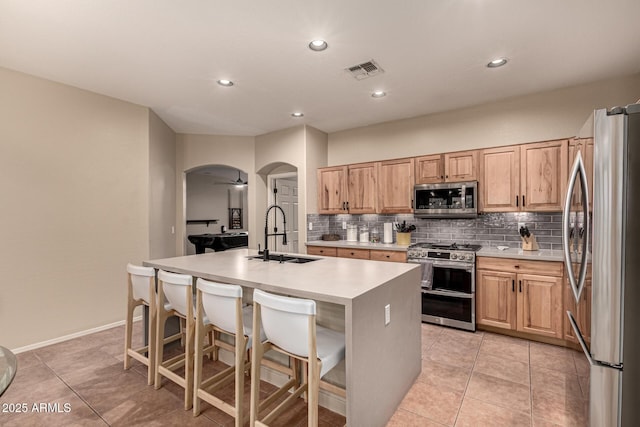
[
  {"x1": 317, "y1": 163, "x2": 377, "y2": 214},
  {"x1": 479, "y1": 139, "x2": 568, "y2": 213},
  {"x1": 377, "y1": 158, "x2": 414, "y2": 213},
  {"x1": 415, "y1": 150, "x2": 478, "y2": 184},
  {"x1": 306, "y1": 246, "x2": 337, "y2": 257},
  {"x1": 317, "y1": 166, "x2": 347, "y2": 214},
  {"x1": 479, "y1": 145, "x2": 520, "y2": 212},
  {"x1": 520, "y1": 139, "x2": 568, "y2": 211},
  {"x1": 568, "y1": 137, "x2": 594, "y2": 210},
  {"x1": 306, "y1": 245, "x2": 406, "y2": 263},
  {"x1": 477, "y1": 257, "x2": 564, "y2": 339},
  {"x1": 564, "y1": 265, "x2": 592, "y2": 344}
]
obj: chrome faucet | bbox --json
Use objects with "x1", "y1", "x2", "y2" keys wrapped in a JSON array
[{"x1": 262, "y1": 204, "x2": 287, "y2": 261}]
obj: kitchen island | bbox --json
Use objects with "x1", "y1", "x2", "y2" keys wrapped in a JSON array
[{"x1": 144, "y1": 249, "x2": 421, "y2": 427}]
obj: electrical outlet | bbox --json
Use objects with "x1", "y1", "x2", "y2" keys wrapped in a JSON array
[
  {"x1": 518, "y1": 222, "x2": 526, "y2": 230},
  {"x1": 308, "y1": 222, "x2": 313, "y2": 231},
  {"x1": 384, "y1": 304, "x2": 391, "y2": 325},
  {"x1": 171, "y1": 226, "x2": 175, "y2": 234},
  {"x1": 342, "y1": 221, "x2": 347, "y2": 229}
]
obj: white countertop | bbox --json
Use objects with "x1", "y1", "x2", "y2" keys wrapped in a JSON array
[
  {"x1": 306, "y1": 240, "x2": 409, "y2": 252},
  {"x1": 144, "y1": 249, "x2": 419, "y2": 305},
  {"x1": 477, "y1": 247, "x2": 564, "y2": 262}
]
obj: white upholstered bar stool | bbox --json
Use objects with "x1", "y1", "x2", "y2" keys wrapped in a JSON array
[
  {"x1": 124, "y1": 263, "x2": 158, "y2": 385},
  {"x1": 249, "y1": 289, "x2": 346, "y2": 427},
  {"x1": 193, "y1": 278, "x2": 265, "y2": 426},
  {"x1": 155, "y1": 269, "x2": 196, "y2": 410}
]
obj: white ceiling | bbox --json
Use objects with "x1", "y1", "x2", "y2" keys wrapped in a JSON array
[{"x1": 1, "y1": 1, "x2": 640, "y2": 136}]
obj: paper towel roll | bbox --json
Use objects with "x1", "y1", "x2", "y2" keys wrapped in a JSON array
[{"x1": 383, "y1": 223, "x2": 393, "y2": 243}]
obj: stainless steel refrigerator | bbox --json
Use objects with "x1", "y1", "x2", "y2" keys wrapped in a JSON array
[{"x1": 564, "y1": 103, "x2": 640, "y2": 427}]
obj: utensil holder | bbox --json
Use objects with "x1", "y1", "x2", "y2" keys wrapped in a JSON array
[{"x1": 521, "y1": 234, "x2": 539, "y2": 251}]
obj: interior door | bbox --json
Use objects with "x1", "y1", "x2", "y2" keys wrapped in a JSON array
[{"x1": 273, "y1": 177, "x2": 299, "y2": 253}]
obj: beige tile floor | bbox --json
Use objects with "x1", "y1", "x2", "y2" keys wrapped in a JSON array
[{"x1": 0, "y1": 322, "x2": 589, "y2": 426}]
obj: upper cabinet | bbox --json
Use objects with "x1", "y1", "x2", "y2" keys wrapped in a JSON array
[
  {"x1": 568, "y1": 137, "x2": 594, "y2": 210},
  {"x1": 415, "y1": 150, "x2": 478, "y2": 184},
  {"x1": 317, "y1": 163, "x2": 377, "y2": 214},
  {"x1": 479, "y1": 145, "x2": 520, "y2": 212},
  {"x1": 347, "y1": 162, "x2": 378, "y2": 214},
  {"x1": 317, "y1": 166, "x2": 347, "y2": 214},
  {"x1": 480, "y1": 139, "x2": 568, "y2": 213},
  {"x1": 378, "y1": 158, "x2": 414, "y2": 213},
  {"x1": 520, "y1": 139, "x2": 568, "y2": 211}
]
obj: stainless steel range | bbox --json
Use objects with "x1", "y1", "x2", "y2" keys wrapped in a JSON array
[{"x1": 407, "y1": 242, "x2": 481, "y2": 331}]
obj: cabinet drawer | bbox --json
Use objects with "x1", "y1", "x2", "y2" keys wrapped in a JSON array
[
  {"x1": 370, "y1": 250, "x2": 407, "y2": 263},
  {"x1": 477, "y1": 257, "x2": 563, "y2": 277},
  {"x1": 337, "y1": 248, "x2": 370, "y2": 260},
  {"x1": 306, "y1": 246, "x2": 337, "y2": 257}
]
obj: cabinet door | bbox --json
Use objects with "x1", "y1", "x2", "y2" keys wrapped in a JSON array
[
  {"x1": 370, "y1": 250, "x2": 407, "y2": 263},
  {"x1": 317, "y1": 166, "x2": 347, "y2": 214},
  {"x1": 444, "y1": 150, "x2": 478, "y2": 182},
  {"x1": 476, "y1": 270, "x2": 517, "y2": 330},
  {"x1": 414, "y1": 154, "x2": 443, "y2": 184},
  {"x1": 336, "y1": 248, "x2": 370, "y2": 260},
  {"x1": 378, "y1": 158, "x2": 414, "y2": 213},
  {"x1": 568, "y1": 138, "x2": 593, "y2": 210},
  {"x1": 347, "y1": 162, "x2": 378, "y2": 214},
  {"x1": 517, "y1": 274, "x2": 563, "y2": 338},
  {"x1": 520, "y1": 139, "x2": 568, "y2": 211},
  {"x1": 306, "y1": 246, "x2": 337, "y2": 257},
  {"x1": 479, "y1": 146, "x2": 520, "y2": 212}
]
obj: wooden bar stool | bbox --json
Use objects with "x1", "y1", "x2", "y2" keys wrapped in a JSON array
[
  {"x1": 249, "y1": 289, "x2": 346, "y2": 427},
  {"x1": 193, "y1": 278, "x2": 265, "y2": 426},
  {"x1": 124, "y1": 263, "x2": 158, "y2": 385},
  {"x1": 155, "y1": 269, "x2": 196, "y2": 410}
]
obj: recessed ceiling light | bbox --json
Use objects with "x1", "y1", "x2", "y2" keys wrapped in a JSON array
[
  {"x1": 291, "y1": 112, "x2": 304, "y2": 118},
  {"x1": 308, "y1": 39, "x2": 328, "y2": 51},
  {"x1": 217, "y1": 79, "x2": 234, "y2": 86},
  {"x1": 371, "y1": 90, "x2": 386, "y2": 98},
  {"x1": 487, "y1": 58, "x2": 508, "y2": 68}
]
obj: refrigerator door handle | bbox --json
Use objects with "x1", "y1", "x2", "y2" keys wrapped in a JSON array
[
  {"x1": 567, "y1": 311, "x2": 623, "y2": 370},
  {"x1": 562, "y1": 151, "x2": 590, "y2": 303}
]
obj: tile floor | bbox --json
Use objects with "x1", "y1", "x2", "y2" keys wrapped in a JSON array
[{"x1": 0, "y1": 322, "x2": 589, "y2": 426}]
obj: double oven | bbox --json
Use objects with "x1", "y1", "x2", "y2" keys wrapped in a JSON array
[{"x1": 407, "y1": 243, "x2": 480, "y2": 331}]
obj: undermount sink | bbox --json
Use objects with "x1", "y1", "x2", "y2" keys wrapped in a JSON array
[{"x1": 248, "y1": 254, "x2": 319, "y2": 263}]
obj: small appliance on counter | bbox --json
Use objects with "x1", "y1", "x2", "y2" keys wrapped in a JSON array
[{"x1": 519, "y1": 225, "x2": 539, "y2": 251}]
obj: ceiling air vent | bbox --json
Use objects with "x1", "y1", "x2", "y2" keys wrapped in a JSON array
[{"x1": 346, "y1": 59, "x2": 384, "y2": 80}]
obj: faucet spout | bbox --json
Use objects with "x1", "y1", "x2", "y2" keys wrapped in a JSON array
[{"x1": 264, "y1": 204, "x2": 288, "y2": 259}]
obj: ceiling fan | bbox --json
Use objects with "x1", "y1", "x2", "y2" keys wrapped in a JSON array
[{"x1": 232, "y1": 170, "x2": 248, "y2": 186}]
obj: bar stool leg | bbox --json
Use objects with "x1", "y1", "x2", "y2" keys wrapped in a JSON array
[{"x1": 249, "y1": 303, "x2": 262, "y2": 427}]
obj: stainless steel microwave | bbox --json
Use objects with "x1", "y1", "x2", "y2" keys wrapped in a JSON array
[{"x1": 413, "y1": 181, "x2": 478, "y2": 218}]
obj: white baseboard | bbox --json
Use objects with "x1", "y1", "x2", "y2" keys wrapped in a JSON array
[
  {"x1": 12, "y1": 316, "x2": 142, "y2": 354},
  {"x1": 216, "y1": 347, "x2": 346, "y2": 416}
]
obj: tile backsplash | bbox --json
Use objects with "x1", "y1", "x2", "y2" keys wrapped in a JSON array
[{"x1": 307, "y1": 212, "x2": 563, "y2": 250}]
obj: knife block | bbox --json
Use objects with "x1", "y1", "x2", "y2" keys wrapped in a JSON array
[{"x1": 521, "y1": 234, "x2": 539, "y2": 251}]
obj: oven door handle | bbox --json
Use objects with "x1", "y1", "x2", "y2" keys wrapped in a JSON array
[
  {"x1": 430, "y1": 261, "x2": 474, "y2": 270},
  {"x1": 421, "y1": 289, "x2": 473, "y2": 299}
]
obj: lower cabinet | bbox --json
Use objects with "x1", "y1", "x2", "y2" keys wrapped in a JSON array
[
  {"x1": 564, "y1": 265, "x2": 592, "y2": 344},
  {"x1": 476, "y1": 257, "x2": 564, "y2": 339},
  {"x1": 306, "y1": 246, "x2": 337, "y2": 257},
  {"x1": 306, "y1": 245, "x2": 406, "y2": 263}
]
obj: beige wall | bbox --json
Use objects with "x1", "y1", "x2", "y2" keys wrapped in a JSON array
[
  {"x1": 0, "y1": 68, "x2": 150, "y2": 350},
  {"x1": 303, "y1": 125, "x2": 328, "y2": 215},
  {"x1": 176, "y1": 133, "x2": 255, "y2": 252},
  {"x1": 148, "y1": 110, "x2": 177, "y2": 259},
  {"x1": 328, "y1": 73, "x2": 640, "y2": 165}
]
